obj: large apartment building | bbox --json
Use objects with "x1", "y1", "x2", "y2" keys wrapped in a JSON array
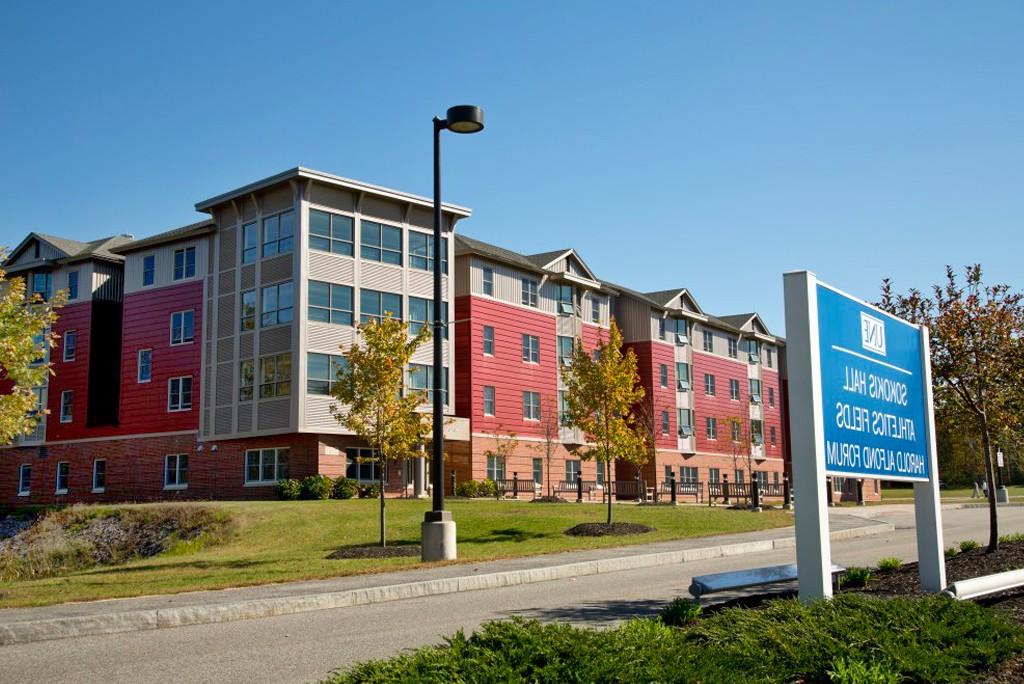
[{"x1": 1, "y1": 166, "x2": 878, "y2": 506}]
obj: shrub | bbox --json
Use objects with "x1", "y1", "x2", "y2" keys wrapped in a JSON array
[
  {"x1": 841, "y1": 566, "x2": 872, "y2": 588},
  {"x1": 477, "y1": 478, "x2": 498, "y2": 498},
  {"x1": 276, "y1": 479, "x2": 302, "y2": 500},
  {"x1": 660, "y1": 597, "x2": 702, "y2": 626},
  {"x1": 359, "y1": 482, "x2": 382, "y2": 499},
  {"x1": 332, "y1": 477, "x2": 359, "y2": 500},
  {"x1": 960, "y1": 539, "x2": 981, "y2": 552},
  {"x1": 876, "y1": 556, "x2": 902, "y2": 572},
  {"x1": 946, "y1": 546, "x2": 960, "y2": 558},
  {"x1": 828, "y1": 655, "x2": 901, "y2": 684},
  {"x1": 455, "y1": 480, "x2": 479, "y2": 497},
  {"x1": 1000, "y1": 533, "x2": 1024, "y2": 544},
  {"x1": 454, "y1": 479, "x2": 499, "y2": 498},
  {"x1": 300, "y1": 475, "x2": 333, "y2": 500}
]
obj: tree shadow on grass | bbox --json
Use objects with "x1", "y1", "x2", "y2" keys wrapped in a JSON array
[
  {"x1": 461, "y1": 527, "x2": 551, "y2": 544},
  {"x1": 78, "y1": 557, "x2": 276, "y2": 576}
]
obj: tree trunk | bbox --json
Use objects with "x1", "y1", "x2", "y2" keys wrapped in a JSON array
[
  {"x1": 380, "y1": 460, "x2": 387, "y2": 548},
  {"x1": 983, "y1": 427, "x2": 999, "y2": 552},
  {"x1": 606, "y1": 460, "x2": 613, "y2": 525}
]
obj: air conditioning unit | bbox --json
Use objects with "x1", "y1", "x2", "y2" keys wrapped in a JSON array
[
  {"x1": 750, "y1": 394, "x2": 762, "y2": 405},
  {"x1": 678, "y1": 426, "x2": 694, "y2": 438},
  {"x1": 675, "y1": 333, "x2": 689, "y2": 345},
  {"x1": 677, "y1": 379, "x2": 691, "y2": 391}
]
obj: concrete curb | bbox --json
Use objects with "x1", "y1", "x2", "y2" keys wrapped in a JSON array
[{"x1": 0, "y1": 521, "x2": 893, "y2": 646}]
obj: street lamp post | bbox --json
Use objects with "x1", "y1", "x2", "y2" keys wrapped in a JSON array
[{"x1": 422, "y1": 104, "x2": 484, "y2": 562}]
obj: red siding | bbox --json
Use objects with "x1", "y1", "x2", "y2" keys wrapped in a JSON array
[
  {"x1": 46, "y1": 301, "x2": 93, "y2": 440},
  {"x1": 118, "y1": 282, "x2": 203, "y2": 434},
  {"x1": 626, "y1": 341, "x2": 677, "y2": 450},
  {"x1": 692, "y1": 350, "x2": 750, "y2": 455},
  {"x1": 761, "y1": 368, "x2": 785, "y2": 460}
]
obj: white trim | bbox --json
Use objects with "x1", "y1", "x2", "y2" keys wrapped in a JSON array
[
  {"x1": 169, "y1": 309, "x2": 196, "y2": 346},
  {"x1": 60, "y1": 390, "x2": 73, "y2": 423},
  {"x1": 137, "y1": 348, "x2": 152, "y2": 383},
  {"x1": 62, "y1": 330, "x2": 77, "y2": 361},
  {"x1": 0, "y1": 429, "x2": 197, "y2": 449}
]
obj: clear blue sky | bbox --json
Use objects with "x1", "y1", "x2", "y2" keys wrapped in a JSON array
[{"x1": 2, "y1": 1, "x2": 1021, "y2": 333}]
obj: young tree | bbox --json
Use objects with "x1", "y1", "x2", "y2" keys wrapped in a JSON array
[
  {"x1": 484, "y1": 425, "x2": 519, "y2": 482},
  {"x1": 527, "y1": 394, "x2": 561, "y2": 498},
  {"x1": 0, "y1": 260, "x2": 64, "y2": 443},
  {"x1": 563, "y1": 321, "x2": 649, "y2": 525},
  {"x1": 331, "y1": 314, "x2": 431, "y2": 547},
  {"x1": 880, "y1": 265, "x2": 1024, "y2": 551}
]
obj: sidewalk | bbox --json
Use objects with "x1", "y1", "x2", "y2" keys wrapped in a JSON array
[{"x1": 0, "y1": 510, "x2": 891, "y2": 646}]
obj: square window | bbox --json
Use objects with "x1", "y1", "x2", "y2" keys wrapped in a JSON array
[
  {"x1": 408, "y1": 297, "x2": 448, "y2": 338},
  {"x1": 309, "y1": 209, "x2": 354, "y2": 256},
  {"x1": 259, "y1": 354, "x2": 292, "y2": 398},
  {"x1": 261, "y1": 282, "x2": 294, "y2": 327},
  {"x1": 408, "y1": 232, "x2": 447, "y2": 273},
  {"x1": 306, "y1": 353, "x2": 346, "y2": 396},
  {"x1": 262, "y1": 211, "x2": 294, "y2": 258},
  {"x1": 308, "y1": 281, "x2": 353, "y2": 326},
  {"x1": 359, "y1": 289, "x2": 402, "y2": 325},
  {"x1": 360, "y1": 221, "x2": 402, "y2": 264}
]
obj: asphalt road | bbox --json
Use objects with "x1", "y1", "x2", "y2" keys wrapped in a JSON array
[{"x1": 1, "y1": 505, "x2": 1021, "y2": 684}]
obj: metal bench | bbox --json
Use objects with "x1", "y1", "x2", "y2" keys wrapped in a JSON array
[
  {"x1": 554, "y1": 479, "x2": 599, "y2": 501},
  {"x1": 707, "y1": 481, "x2": 751, "y2": 506},
  {"x1": 495, "y1": 475, "x2": 539, "y2": 499},
  {"x1": 659, "y1": 480, "x2": 703, "y2": 503},
  {"x1": 689, "y1": 563, "x2": 846, "y2": 601},
  {"x1": 609, "y1": 479, "x2": 646, "y2": 501}
]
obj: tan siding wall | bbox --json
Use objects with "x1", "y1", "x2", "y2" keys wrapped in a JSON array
[{"x1": 124, "y1": 237, "x2": 210, "y2": 294}]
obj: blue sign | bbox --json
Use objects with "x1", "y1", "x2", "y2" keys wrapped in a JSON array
[{"x1": 817, "y1": 283, "x2": 930, "y2": 481}]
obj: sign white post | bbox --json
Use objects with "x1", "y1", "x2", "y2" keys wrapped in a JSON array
[{"x1": 914, "y1": 326, "x2": 946, "y2": 591}]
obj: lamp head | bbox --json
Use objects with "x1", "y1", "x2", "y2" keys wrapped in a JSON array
[{"x1": 445, "y1": 105, "x2": 484, "y2": 134}]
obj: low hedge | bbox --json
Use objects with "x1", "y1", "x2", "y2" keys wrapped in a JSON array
[
  {"x1": 328, "y1": 594, "x2": 1024, "y2": 683},
  {"x1": 454, "y1": 479, "x2": 498, "y2": 498}
]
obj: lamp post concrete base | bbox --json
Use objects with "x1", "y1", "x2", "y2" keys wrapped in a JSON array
[
  {"x1": 413, "y1": 457, "x2": 428, "y2": 499},
  {"x1": 997, "y1": 486, "x2": 1010, "y2": 504},
  {"x1": 421, "y1": 512, "x2": 457, "y2": 561}
]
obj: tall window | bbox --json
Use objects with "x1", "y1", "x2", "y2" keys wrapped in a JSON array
[
  {"x1": 482, "y1": 326, "x2": 494, "y2": 355},
  {"x1": 658, "y1": 317, "x2": 666, "y2": 339},
  {"x1": 731, "y1": 421, "x2": 742, "y2": 442},
  {"x1": 523, "y1": 391, "x2": 540, "y2": 420},
  {"x1": 32, "y1": 273, "x2": 51, "y2": 300},
  {"x1": 309, "y1": 209, "x2": 353, "y2": 256},
  {"x1": 770, "y1": 426, "x2": 777, "y2": 446},
  {"x1": 63, "y1": 330, "x2": 77, "y2": 361},
  {"x1": 246, "y1": 448, "x2": 290, "y2": 484},
  {"x1": 60, "y1": 390, "x2": 73, "y2": 423},
  {"x1": 735, "y1": 470, "x2": 745, "y2": 485},
  {"x1": 728, "y1": 338, "x2": 738, "y2": 359},
  {"x1": 242, "y1": 222, "x2": 258, "y2": 263},
  {"x1": 486, "y1": 455, "x2": 505, "y2": 481},
  {"x1": 661, "y1": 410, "x2": 670, "y2": 435},
  {"x1": 360, "y1": 221, "x2": 402, "y2": 264},
  {"x1": 170, "y1": 310, "x2": 195, "y2": 345},
  {"x1": 729, "y1": 378, "x2": 740, "y2": 400},
  {"x1": 747, "y1": 338, "x2": 760, "y2": 361},
  {"x1": 165, "y1": 454, "x2": 188, "y2": 489},
  {"x1": 173, "y1": 247, "x2": 196, "y2": 280},
  {"x1": 18, "y1": 463, "x2": 31, "y2": 496},
  {"x1": 558, "y1": 390, "x2": 569, "y2": 425},
  {"x1": 307, "y1": 353, "x2": 346, "y2": 395},
  {"x1": 565, "y1": 459, "x2": 581, "y2": 481},
  {"x1": 55, "y1": 461, "x2": 70, "y2": 494},
  {"x1": 659, "y1": 364, "x2": 668, "y2": 387},
  {"x1": 142, "y1": 255, "x2": 155, "y2": 286},
  {"x1": 360, "y1": 289, "x2": 402, "y2": 324},
  {"x1": 262, "y1": 210, "x2": 295, "y2": 258},
  {"x1": 240, "y1": 290, "x2": 256, "y2": 331},
  {"x1": 702, "y1": 329, "x2": 714, "y2": 352},
  {"x1": 668, "y1": 318, "x2": 688, "y2": 344},
  {"x1": 521, "y1": 278, "x2": 538, "y2": 307},
  {"x1": 240, "y1": 359, "x2": 254, "y2": 400},
  {"x1": 766, "y1": 347, "x2": 774, "y2": 368},
  {"x1": 709, "y1": 467, "x2": 721, "y2": 483},
  {"x1": 533, "y1": 458, "x2": 543, "y2": 485},
  {"x1": 768, "y1": 386, "x2": 775, "y2": 407},
  {"x1": 676, "y1": 362, "x2": 691, "y2": 389},
  {"x1": 345, "y1": 447, "x2": 378, "y2": 482},
  {"x1": 557, "y1": 336, "x2": 573, "y2": 365},
  {"x1": 91, "y1": 459, "x2": 106, "y2": 492},
  {"x1": 704, "y1": 373, "x2": 716, "y2": 396},
  {"x1": 706, "y1": 417, "x2": 718, "y2": 440},
  {"x1": 482, "y1": 267, "x2": 494, "y2": 296},
  {"x1": 67, "y1": 270, "x2": 79, "y2": 299},
  {"x1": 260, "y1": 353, "x2": 292, "y2": 398},
  {"x1": 261, "y1": 282, "x2": 294, "y2": 327},
  {"x1": 751, "y1": 419, "x2": 764, "y2": 444},
  {"x1": 168, "y1": 376, "x2": 193, "y2": 411},
  {"x1": 749, "y1": 378, "x2": 762, "y2": 402},
  {"x1": 138, "y1": 350, "x2": 151, "y2": 382},
  {"x1": 408, "y1": 233, "x2": 447, "y2": 273},
  {"x1": 556, "y1": 284, "x2": 574, "y2": 315},
  {"x1": 308, "y1": 281, "x2": 353, "y2": 326},
  {"x1": 677, "y1": 408, "x2": 694, "y2": 436},
  {"x1": 408, "y1": 297, "x2": 448, "y2": 338},
  {"x1": 591, "y1": 295, "x2": 602, "y2": 323},
  {"x1": 522, "y1": 334, "x2": 540, "y2": 363},
  {"x1": 483, "y1": 385, "x2": 495, "y2": 416},
  {"x1": 408, "y1": 364, "x2": 448, "y2": 404}
]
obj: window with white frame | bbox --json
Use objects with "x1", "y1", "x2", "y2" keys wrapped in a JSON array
[
  {"x1": 729, "y1": 378, "x2": 740, "y2": 400},
  {"x1": 18, "y1": 464, "x2": 31, "y2": 496},
  {"x1": 661, "y1": 410, "x2": 670, "y2": 435},
  {"x1": 565, "y1": 459, "x2": 581, "y2": 481},
  {"x1": 731, "y1": 420, "x2": 742, "y2": 442},
  {"x1": 60, "y1": 390, "x2": 73, "y2": 423},
  {"x1": 704, "y1": 373, "x2": 716, "y2": 396},
  {"x1": 262, "y1": 210, "x2": 295, "y2": 258},
  {"x1": 556, "y1": 284, "x2": 574, "y2": 315},
  {"x1": 360, "y1": 220, "x2": 402, "y2": 264},
  {"x1": 677, "y1": 408, "x2": 694, "y2": 436},
  {"x1": 521, "y1": 278, "x2": 538, "y2": 307},
  {"x1": 482, "y1": 325, "x2": 494, "y2": 355},
  {"x1": 522, "y1": 334, "x2": 540, "y2": 363},
  {"x1": 261, "y1": 282, "x2": 294, "y2": 327},
  {"x1": 408, "y1": 297, "x2": 448, "y2": 338},
  {"x1": 734, "y1": 470, "x2": 745, "y2": 484},
  {"x1": 68, "y1": 270, "x2": 79, "y2": 299},
  {"x1": 749, "y1": 378, "x2": 762, "y2": 403},
  {"x1": 766, "y1": 347, "x2": 774, "y2": 368},
  {"x1": 55, "y1": 461, "x2": 70, "y2": 494},
  {"x1": 63, "y1": 330, "x2": 76, "y2": 361},
  {"x1": 246, "y1": 448, "x2": 290, "y2": 484},
  {"x1": 702, "y1": 329, "x2": 714, "y2": 352},
  {"x1": 676, "y1": 362, "x2": 691, "y2": 389},
  {"x1": 168, "y1": 376, "x2": 193, "y2": 411},
  {"x1": 770, "y1": 425, "x2": 777, "y2": 446},
  {"x1": 241, "y1": 221, "x2": 258, "y2": 263},
  {"x1": 164, "y1": 454, "x2": 188, "y2": 489},
  {"x1": 309, "y1": 209, "x2": 354, "y2": 256},
  {"x1": 170, "y1": 310, "x2": 195, "y2": 345},
  {"x1": 239, "y1": 359, "x2": 254, "y2": 400},
  {"x1": 486, "y1": 454, "x2": 505, "y2": 481},
  {"x1": 557, "y1": 336, "x2": 573, "y2": 365},
  {"x1": 533, "y1": 458, "x2": 543, "y2": 485},
  {"x1": 142, "y1": 255, "x2": 155, "y2": 286},
  {"x1": 240, "y1": 289, "x2": 256, "y2": 331},
  {"x1": 523, "y1": 391, "x2": 541, "y2": 420},
  {"x1": 173, "y1": 247, "x2": 196, "y2": 280},
  {"x1": 137, "y1": 349, "x2": 152, "y2": 383},
  {"x1": 706, "y1": 417, "x2": 718, "y2": 440},
  {"x1": 344, "y1": 447, "x2": 378, "y2": 483},
  {"x1": 591, "y1": 295, "x2": 602, "y2": 323},
  {"x1": 709, "y1": 467, "x2": 720, "y2": 483},
  {"x1": 360, "y1": 289, "x2": 401, "y2": 324},
  {"x1": 660, "y1": 364, "x2": 669, "y2": 387},
  {"x1": 482, "y1": 267, "x2": 494, "y2": 296},
  {"x1": 483, "y1": 385, "x2": 495, "y2": 416},
  {"x1": 681, "y1": 466, "x2": 698, "y2": 483},
  {"x1": 768, "y1": 386, "x2": 775, "y2": 408},
  {"x1": 408, "y1": 363, "x2": 448, "y2": 404},
  {"x1": 92, "y1": 459, "x2": 106, "y2": 492},
  {"x1": 408, "y1": 232, "x2": 447, "y2": 273},
  {"x1": 260, "y1": 353, "x2": 291, "y2": 398},
  {"x1": 751, "y1": 419, "x2": 764, "y2": 444},
  {"x1": 728, "y1": 338, "x2": 738, "y2": 358},
  {"x1": 668, "y1": 318, "x2": 688, "y2": 344},
  {"x1": 307, "y1": 353, "x2": 346, "y2": 395},
  {"x1": 308, "y1": 281, "x2": 353, "y2": 326}
]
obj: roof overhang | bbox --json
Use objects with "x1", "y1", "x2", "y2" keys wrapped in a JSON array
[{"x1": 111, "y1": 221, "x2": 216, "y2": 255}]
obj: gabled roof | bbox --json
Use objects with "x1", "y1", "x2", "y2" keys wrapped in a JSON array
[
  {"x1": 717, "y1": 312, "x2": 772, "y2": 336},
  {"x1": 525, "y1": 248, "x2": 599, "y2": 281},
  {"x1": 643, "y1": 288, "x2": 705, "y2": 315},
  {"x1": 454, "y1": 234, "x2": 546, "y2": 273},
  {"x1": 33, "y1": 233, "x2": 91, "y2": 257},
  {"x1": 63, "y1": 235, "x2": 136, "y2": 264},
  {"x1": 4, "y1": 231, "x2": 132, "y2": 271},
  {"x1": 111, "y1": 219, "x2": 215, "y2": 254}
]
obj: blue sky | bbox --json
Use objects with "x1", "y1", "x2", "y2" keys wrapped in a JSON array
[{"x1": 2, "y1": 1, "x2": 1020, "y2": 332}]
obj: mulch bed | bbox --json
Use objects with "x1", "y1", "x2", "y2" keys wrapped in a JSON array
[
  {"x1": 327, "y1": 545, "x2": 421, "y2": 559},
  {"x1": 564, "y1": 522, "x2": 654, "y2": 537},
  {"x1": 533, "y1": 496, "x2": 570, "y2": 504}
]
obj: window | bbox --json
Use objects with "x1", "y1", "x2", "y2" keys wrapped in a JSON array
[
  {"x1": 344, "y1": 447, "x2": 378, "y2": 483},
  {"x1": 164, "y1": 454, "x2": 188, "y2": 489},
  {"x1": 309, "y1": 209, "x2": 354, "y2": 256},
  {"x1": 664, "y1": 465, "x2": 674, "y2": 481},
  {"x1": 751, "y1": 419, "x2": 764, "y2": 445},
  {"x1": 523, "y1": 391, "x2": 541, "y2": 420},
  {"x1": 661, "y1": 410, "x2": 670, "y2": 435},
  {"x1": 261, "y1": 282, "x2": 294, "y2": 327},
  {"x1": 409, "y1": 297, "x2": 448, "y2": 338},
  {"x1": 92, "y1": 459, "x2": 106, "y2": 492},
  {"x1": 168, "y1": 376, "x2": 193, "y2": 411},
  {"x1": 262, "y1": 210, "x2": 295, "y2": 258},
  {"x1": 239, "y1": 359, "x2": 255, "y2": 400},
  {"x1": 309, "y1": 281, "x2": 354, "y2": 326},
  {"x1": 360, "y1": 289, "x2": 402, "y2": 324},
  {"x1": 770, "y1": 426, "x2": 777, "y2": 446},
  {"x1": 407, "y1": 363, "x2": 448, "y2": 404},
  {"x1": 260, "y1": 354, "x2": 292, "y2": 398},
  {"x1": 142, "y1": 255, "x2": 156, "y2": 286},
  {"x1": 706, "y1": 417, "x2": 718, "y2": 440},
  {"x1": 307, "y1": 353, "x2": 346, "y2": 395},
  {"x1": 63, "y1": 330, "x2": 76, "y2": 361},
  {"x1": 735, "y1": 470, "x2": 745, "y2": 485},
  {"x1": 658, "y1": 317, "x2": 666, "y2": 339},
  {"x1": 676, "y1": 362, "x2": 691, "y2": 390},
  {"x1": 596, "y1": 463, "x2": 605, "y2": 487},
  {"x1": 360, "y1": 220, "x2": 402, "y2": 264},
  {"x1": 728, "y1": 338, "x2": 739, "y2": 358},
  {"x1": 557, "y1": 336, "x2": 573, "y2": 365},
  {"x1": 709, "y1": 467, "x2": 721, "y2": 483},
  {"x1": 668, "y1": 318, "x2": 688, "y2": 345},
  {"x1": 483, "y1": 385, "x2": 495, "y2": 416},
  {"x1": 556, "y1": 284, "x2": 574, "y2": 315},
  {"x1": 240, "y1": 289, "x2": 256, "y2": 331},
  {"x1": 591, "y1": 295, "x2": 601, "y2": 323},
  {"x1": 677, "y1": 408, "x2": 694, "y2": 436},
  {"x1": 533, "y1": 458, "x2": 543, "y2": 485},
  {"x1": 681, "y1": 466, "x2": 698, "y2": 483},
  {"x1": 486, "y1": 455, "x2": 505, "y2": 481},
  {"x1": 731, "y1": 420, "x2": 742, "y2": 442},
  {"x1": 749, "y1": 378, "x2": 762, "y2": 403},
  {"x1": 482, "y1": 267, "x2": 494, "y2": 296},
  {"x1": 754, "y1": 471, "x2": 768, "y2": 487},
  {"x1": 482, "y1": 326, "x2": 494, "y2": 355},
  {"x1": 704, "y1": 373, "x2": 716, "y2": 396},
  {"x1": 774, "y1": 471, "x2": 780, "y2": 486},
  {"x1": 522, "y1": 334, "x2": 540, "y2": 363},
  {"x1": 729, "y1": 378, "x2": 740, "y2": 400},
  {"x1": 240, "y1": 221, "x2": 259, "y2": 264},
  {"x1": 408, "y1": 232, "x2": 447, "y2": 273},
  {"x1": 521, "y1": 278, "x2": 538, "y2": 307},
  {"x1": 136, "y1": 349, "x2": 152, "y2": 383},
  {"x1": 702, "y1": 329, "x2": 714, "y2": 352},
  {"x1": 768, "y1": 386, "x2": 775, "y2": 408},
  {"x1": 659, "y1": 364, "x2": 669, "y2": 388},
  {"x1": 67, "y1": 270, "x2": 79, "y2": 299},
  {"x1": 173, "y1": 247, "x2": 196, "y2": 280},
  {"x1": 565, "y1": 459, "x2": 581, "y2": 481},
  {"x1": 833, "y1": 477, "x2": 844, "y2": 493},
  {"x1": 60, "y1": 390, "x2": 73, "y2": 423},
  {"x1": 747, "y1": 339, "x2": 760, "y2": 363},
  {"x1": 170, "y1": 310, "x2": 195, "y2": 345},
  {"x1": 245, "y1": 448, "x2": 290, "y2": 485},
  {"x1": 55, "y1": 461, "x2": 70, "y2": 494},
  {"x1": 32, "y1": 273, "x2": 52, "y2": 300},
  {"x1": 766, "y1": 347, "x2": 774, "y2": 368},
  {"x1": 558, "y1": 390, "x2": 569, "y2": 425},
  {"x1": 18, "y1": 464, "x2": 31, "y2": 496}
]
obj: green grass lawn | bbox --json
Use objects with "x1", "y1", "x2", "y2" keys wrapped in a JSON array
[
  {"x1": 0, "y1": 499, "x2": 792, "y2": 609},
  {"x1": 882, "y1": 485, "x2": 1024, "y2": 501}
]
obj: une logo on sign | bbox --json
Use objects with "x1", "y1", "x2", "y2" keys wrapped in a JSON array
[{"x1": 860, "y1": 312, "x2": 886, "y2": 356}]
